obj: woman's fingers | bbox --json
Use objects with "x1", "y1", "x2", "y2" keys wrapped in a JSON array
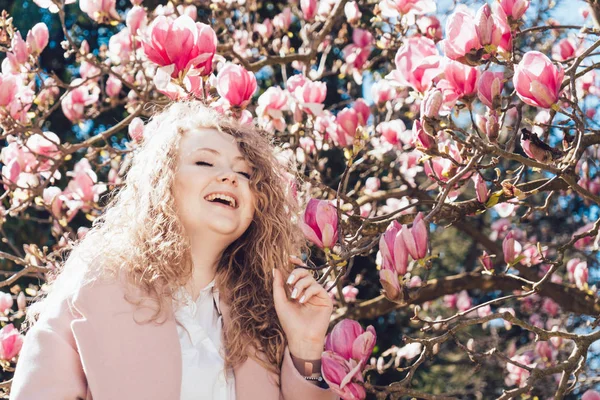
[
  {"x1": 288, "y1": 275, "x2": 314, "y2": 300},
  {"x1": 297, "y1": 283, "x2": 323, "y2": 304},
  {"x1": 285, "y1": 266, "x2": 311, "y2": 287}
]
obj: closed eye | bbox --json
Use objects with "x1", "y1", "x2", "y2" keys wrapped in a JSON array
[{"x1": 196, "y1": 161, "x2": 251, "y2": 179}]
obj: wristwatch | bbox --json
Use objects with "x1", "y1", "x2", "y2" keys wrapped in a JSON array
[{"x1": 290, "y1": 354, "x2": 328, "y2": 388}]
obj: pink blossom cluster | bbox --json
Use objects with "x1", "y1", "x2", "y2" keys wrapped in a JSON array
[
  {"x1": 321, "y1": 319, "x2": 376, "y2": 400},
  {"x1": 378, "y1": 213, "x2": 428, "y2": 300}
]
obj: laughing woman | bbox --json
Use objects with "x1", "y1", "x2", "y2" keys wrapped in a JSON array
[{"x1": 10, "y1": 102, "x2": 339, "y2": 400}]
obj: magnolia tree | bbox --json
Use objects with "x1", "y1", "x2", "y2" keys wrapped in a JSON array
[{"x1": 0, "y1": 0, "x2": 600, "y2": 398}]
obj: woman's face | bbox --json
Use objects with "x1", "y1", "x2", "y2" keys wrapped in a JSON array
[{"x1": 172, "y1": 127, "x2": 256, "y2": 243}]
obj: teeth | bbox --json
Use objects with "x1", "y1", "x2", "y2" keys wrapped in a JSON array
[{"x1": 204, "y1": 193, "x2": 237, "y2": 208}]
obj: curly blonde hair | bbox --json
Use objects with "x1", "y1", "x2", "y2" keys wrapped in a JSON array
[{"x1": 26, "y1": 101, "x2": 308, "y2": 376}]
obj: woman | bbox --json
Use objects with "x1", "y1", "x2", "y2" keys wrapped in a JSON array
[{"x1": 10, "y1": 101, "x2": 339, "y2": 400}]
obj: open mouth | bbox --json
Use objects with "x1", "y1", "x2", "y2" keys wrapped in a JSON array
[{"x1": 204, "y1": 194, "x2": 238, "y2": 209}]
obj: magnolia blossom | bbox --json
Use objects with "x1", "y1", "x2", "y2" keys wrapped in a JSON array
[
  {"x1": 437, "y1": 59, "x2": 481, "y2": 104},
  {"x1": 502, "y1": 231, "x2": 522, "y2": 264},
  {"x1": 321, "y1": 352, "x2": 366, "y2": 400},
  {"x1": 477, "y1": 71, "x2": 504, "y2": 109},
  {"x1": 552, "y1": 38, "x2": 577, "y2": 61},
  {"x1": 298, "y1": 198, "x2": 339, "y2": 249},
  {"x1": 513, "y1": 51, "x2": 564, "y2": 109},
  {"x1": 143, "y1": 15, "x2": 217, "y2": 79},
  {"x1": 325, "y1": 319, "x2": 377, "y2": 367},
  {"x1": 79, "y1": 0, "x2": 120, "y2": 24},
  {"x1": 473, "y1": 174, "x2": 489, "y2": 203},
  {"x1": 376, "y1": 119, "x2": 410, "y2": 146},
  {"x1": 62, "y1": 158, "x2": 107, "y2": 215},
  {"x1": 256, "y1": 86, "x2": 288, "y2": 132},
  {"x1": 293, "y1": 80, "x2": 327, "y2": 116},
  {"x1": 300, "y1": 0, "x2": 318, "y2": 21},
  {"x1": 498, "y1": 0, "x2": 531, "y2": 20},
  {"x1": 371, "y1": 80, "x2": 397, "y2": 105},
  {"x1": 344, "y1": 2, "x2": 361, "y2": 24},
  {"x1": 33, "y1": 0, "x2": 76, "y2": 13},
  {"x1": 0, "y1": 292, "x2": 13, "y2": 314},
  {"x1": 379, "y1": 0, "x2": 436, "y2": 18},
  {"x1": 128, "y1": 117, "x2": 145, "y2": 142},
  {"x1": 386, "y1": 36, "x2": 441, "y2": 93},
  {"x1": 417, "y1": 15, "x2": 442, "y2": 40},
  {"x1": 126, "y1": 6, "x2": 147, "y2": 34},
  {"x1": 216, "y1": 63, "x2": 257, "y2": 108},
  {"x1": 332, "y1": 108, "x2": 359, "y2": 147},
  {"x1": 26, "y1": 23, "x2": 49, "y2": 56},
  {"x1": 61, "y1": 79, "x2": 100, "y2": 123},
  {"x1": 583, "y1": 390, "x2": 600, "y2": 400},
  {"x1": 0, "y1": 324, "x2": 24, "y2": 361}
]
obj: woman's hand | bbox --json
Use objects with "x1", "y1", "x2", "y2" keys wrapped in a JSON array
[{"x1": 272, "y1": 256, "x2": 333, "y2": 360}]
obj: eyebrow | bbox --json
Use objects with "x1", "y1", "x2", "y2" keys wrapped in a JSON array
[{"x1": 191, "y1": 147, "x2": 247, "y2": 162}]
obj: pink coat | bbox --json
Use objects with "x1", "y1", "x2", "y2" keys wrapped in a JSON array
[{"x1": 10, "y1": 275, "x2": 339, "y2": 400}]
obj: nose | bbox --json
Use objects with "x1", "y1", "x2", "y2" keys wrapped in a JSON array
[{"x1": 218, "y1": 170, "x2": 238, "y2": 186}]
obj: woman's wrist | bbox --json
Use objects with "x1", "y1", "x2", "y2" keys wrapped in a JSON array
[
  {"x1": 288, "y1": 338, "x2": 325, "y2": 361},
  {"x1": 290, "y1": 352, "x2": 322, "y2": 377}
]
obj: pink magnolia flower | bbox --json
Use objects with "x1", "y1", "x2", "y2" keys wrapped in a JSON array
[
  {"x1": 43, "y1": 186, "x2": 65, "y2": 218},
  {"x1": 442, "y1": 5, "x2": 481, "y2": 62},
  {"x1": 26, "y1": 23, "x2": 49, "y2": 56},
  {"x1": 106, "y1": 75, "x2": 122, "y2": 97},
  {"x1": 473, "y1": 173, "x2": 489, "y2": 203},
  {"x1": 143, "y1": 15, "x2": 217, "y2": 79},
  {"x1": 377, "y1": 120, "x2": 409, "y2": 146},
  {"x1": 321, "y1": 351, "x2": 366, "y2": 400},
  {"x1": 299, "y1": 198, "x2": 339, "y2": 249},
  {"x1": 456, "y1": 290, "x2": 472, "y2": 311},
  {"x1": 505, "y1": 354, "x2": 532, "y2": 387},
  {"x1": 365, "y1": 177, "x2": 380, "y2": 193},
  {"x1": 0, "y1": 324, "x2": 24, "y2": 361},
  {"x1": 301, "y1": 0, "x2": 318, "y2": 21},
  {"x1": 412, "y1": 119, "x2": 435, "y2": 150},
  {"x1": 502, "y1": 231, "x2": 521, "y2": 264},
  {"x1": 61, "y1": 79, "x2": 100, "y2": 123},
  {"x1": 353, "y1": 99, "x2": 370, "y2": 125},
  {"x1": 420, "y1": 88, "x2": 443, "y2": 118},
  {"x1": 293, "y1": 80, "x2": 327, "y2": 116},
  {"x1": 344, "y1": 2, "x2": 362, "y2": 24},
  {"x1": 216, "y1": 63, "x2": 257, "y2": 108},
  {"x1": 478, "y1": 71, "x2": 504, "y2": 109},
  {"x1": 552, "y1": 38, "x2": 577, "y2": 62},
  {"x1": 273, "y1": 7, "x2": 292, "y2": 31},
  {"x1": 325, "y1": 319, "x2": 377, "y2": 367},
  {"x1": 417, "y1": 15, "x2": 442, "y2": 40},
  {"x1": 126, "y1": 6, "x2": 147, "y2": 34},
  {"x1": 437, "y1": 60, "x2": 480, "y2": 102},
  {"x1": 254, "y1": 19, "x2": 273, "y2": 40},
  {"x1": 128, "y1": 117, "x2": 145, "y2": 142},
  {"x1": 402, "y1": 212, "x2": 429, "y2": 260},
  {"x1": 479, "y1": 251, "x2": 494, "y2": 272},
  {"x1": 583, "y1": 391, "x2": 600, "y2": 400},
  {"x1": 79, "y1": 0, "x2": 120, "y2": 24},
  {"x1": 371, "y1": 80, "x2": 397, "y2": 105},
  {"x1": 513, "y1": 51, "x2": 564, "y2": 109},
  {"x1": 498, "y1": 0, "x2": 530, "y2": 20},
  {"x1": 379, "y1": 0, "x2": 436, "y2": 18},
  {"x1": 0, "y1": 293, "x2": 13, "y2": 314},
  {"x1": 573, "y1": 261, "x2": 589, "y2": 290},
  {"x1": 33, "y1": 0, "x2": 76, "y2": 13},
  {"x1": 386, "y1": 36, "x2": 441, "y2": 93},
  {"x1": 475, "y1": 109, "x2": 500, "y2": 141},
  {"x1": 380, "y1": 221, "x2": 409, "y2": 276},
  {"x1": 62, "y1": 158, "x2": 107, "y2": 215},
  {"x1": 256, "y1": 86, "x2": 288, "y2": 132},
  {"x1": 333, "y1": 108, "x2": 359, "y2": 147}
]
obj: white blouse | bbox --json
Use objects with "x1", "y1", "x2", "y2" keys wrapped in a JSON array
[{"x1": 173, "y1": 279, "x2": 236, "y2": 400}]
